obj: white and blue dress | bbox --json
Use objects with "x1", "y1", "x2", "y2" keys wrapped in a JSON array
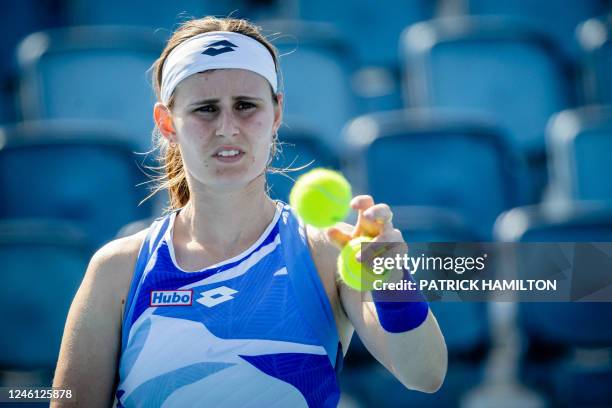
[{"x1": 115, "y1": 201, "x2": 343, "y2": 407}]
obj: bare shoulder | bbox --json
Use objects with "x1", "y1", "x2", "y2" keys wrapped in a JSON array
[
  {"x1": 90, "y1": 228, "x2": 149, "y2": 275},
  {"x1": 305, "y1": 223, "x2": 354, "y2": 353},
  {"x1": 83, "y1": 228, "x2": 150, "y2": 314}
]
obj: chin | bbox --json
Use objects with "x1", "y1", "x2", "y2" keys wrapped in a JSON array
[{"x1": 208, "y1": 170, "x2": 265, "y2": 191}]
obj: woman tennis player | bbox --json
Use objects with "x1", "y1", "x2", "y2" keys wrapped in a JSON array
[{"x1": 52, "y1": 16, "x2": 447, "y2": 407}]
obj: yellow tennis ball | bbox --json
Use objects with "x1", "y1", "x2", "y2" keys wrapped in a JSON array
[
  {"x1": 338, "y1": 236, "x2": 389, "y2": 292},
  {"x1": 289, "y1": 168, "x2": 352, "y2": 228}
]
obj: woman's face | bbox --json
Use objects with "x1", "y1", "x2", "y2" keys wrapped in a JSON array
[{"x1": 161, "y1": 68, "x2": 282, "y2": 191}]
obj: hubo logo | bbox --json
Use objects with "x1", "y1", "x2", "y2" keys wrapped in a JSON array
[
  {"x1": 150, "y1": 290, "x2": 193, "y2": 306},
  {"x1": 197, "y1": 286, "x2": 238, "y2": 307},
  {"x1": 202, "y1": 40, "x2": 238, "y2": 56}
]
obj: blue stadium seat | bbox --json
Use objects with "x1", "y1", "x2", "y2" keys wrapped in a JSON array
[
  {"x1": 393, "y1": 205, "x2": 477, "y2": 243},
  {"x1": 464, "y1": 0, "x2": 608, "y2": 57},
  {"x1": 554, "y1": 364, "x2": 612, "y2": 408},
  {"x1": 116, "y1": 217, "x2": 152, "y2": 239},
  {"x1": 496, "y1": 203, "x2": 612, "y2": 346},
  {"x1": 66, "y1": 0, "x2": 246, "y2": 30},
  {"x1": 0, "y1": 0, "x2": 64, "y2": 124},
  {"x1": 0, "y1": 121, "x2": 154, "y2": 247},
  {"x1": 295, "y1": 0, "x2": 433, "y2": 117},
  {"x1": 578, "y1": 15, "x2": 612, "y2": 105},
  {"x1": 341, "y1": 360, "x2": 484, "y2": 408},
  {"x1": 17, "y1": 26, "x2": 163, "y2": 151},
  {"x1": 0, "y1": 219, "x2": 91, "y2": 370},
  {"x1": 401, "y1": 16, "x2": 574, "y2": 152},
  {"x1": 260, "y1": 20, "x2": 357, "y2": 152},
  {"x1": 547, "y1": 105, "x2": 612, "y2": 202},
  {"x1": 495, "y1": 202, "x2": 612, "y2": 406},
  {"x1": 267, "y1": 125, "x2": 340, "y2": 202},
  {"x1": 344, "y1": 109, "x2": 525, "y2": 240},
  {"x1": 297, "y1": 0, "x2": 435, "y2": 67},
  {"x1": 401, "y1": 17, "x2": 575, "y2": 201},
  {"x1": 351, "y1": 66, "x2": 404, "y2": 115}
]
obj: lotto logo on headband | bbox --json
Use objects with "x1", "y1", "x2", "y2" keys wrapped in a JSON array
[
  {"x1": 202, "y1": 40, "x2": 238, "y2": 56},
  {"x1": 160, "y1": 31, "x2": 278, "y2": 103},
  {"x1": 150, "y1": 290, "x2": 193, "y2": 306}
]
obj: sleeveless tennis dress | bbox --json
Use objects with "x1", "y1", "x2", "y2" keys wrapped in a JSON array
[{"x1": 115, "y1": 201, "x2": 343, "y2": 407}]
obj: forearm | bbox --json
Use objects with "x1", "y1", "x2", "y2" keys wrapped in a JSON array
[
  {"x1": 370, "y1": 268, "x2": 447, "y2": 392},
  {"x1": 51, "y1": 303, "x2": 120, "y2": 407},
  {"x1": 376, "y1": 308, "x2": 447, "y2": 393},
  {"x1": 345, "y1": 286, "x2": 447, "y2": 393}
]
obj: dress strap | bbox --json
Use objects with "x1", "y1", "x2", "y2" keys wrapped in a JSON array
[
  {"x1": 120, "y1": 214, "x2": 172, "y2": 353},
  {"x1": 278, "y1": 205, "x2": 340, "y2": 368}
]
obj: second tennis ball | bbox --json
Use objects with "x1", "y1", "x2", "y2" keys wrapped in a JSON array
[
  {"x1": 289, "y1": 168, "x2": 352, "y2": 228},
  {"x1": 338, "y1": 236, "x2": 389, "y2": 292}
]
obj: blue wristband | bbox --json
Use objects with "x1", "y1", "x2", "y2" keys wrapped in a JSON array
[{"x1": 372, "y1": 268, "x2": 429, "y2": 333}]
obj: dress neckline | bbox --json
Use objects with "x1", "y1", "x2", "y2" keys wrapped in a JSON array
[{"x1": 165, "y1": 200, "x2": 283, "y2": 273}]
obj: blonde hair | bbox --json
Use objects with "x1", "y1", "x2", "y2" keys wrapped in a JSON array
[{"x1": 147, "y1": 16, "x2": 282, "y2": 211}]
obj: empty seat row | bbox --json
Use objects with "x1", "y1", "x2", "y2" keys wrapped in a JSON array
[
  {"x1": 495, "y1": 201, "x2": 612, "y2": 408},
  {"x1": 0, "y1": 121, "x2": 153, "y2": 247},
  {"x1": 7, "y1": 15, "x2": 612, "y2": 155},
  {"x1": 0, "y1": 219, "x2": 91, "y2": 370}
]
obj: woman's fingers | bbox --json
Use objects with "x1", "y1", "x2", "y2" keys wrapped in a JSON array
[
  {"x1": 362, "y1": 203, "x2": 393, "y2": 226},
  {"x1": 325, "y1": 226, "x2": 353, "y2": 249},
  {"x1": 328, "y1": 198, "x2": 406, "y2": 269},
  {"x1": 351, "y1": 195, "x2": 375, "y2": 211},
  {"x1": 351, "y1": 195, "x2": 380, "y2": 237},
  {"x1": 355, "y1": 202, "x2": 394, "y2": 239}
]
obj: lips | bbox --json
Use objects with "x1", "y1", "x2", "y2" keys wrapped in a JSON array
[
  {"x1": 212, "y1": 145, "x2": 246, "y2": 162},
  {"x1": 212, "y1": 145, "x2": 245, "y2": 157}
]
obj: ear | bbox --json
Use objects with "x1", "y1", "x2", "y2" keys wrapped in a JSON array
[
  {"x1": 272, "y1": 93, "x2": 283, "y2": 134},
  {"x1": 153, "y1": 102, "x2": 177, "y2": 143}
]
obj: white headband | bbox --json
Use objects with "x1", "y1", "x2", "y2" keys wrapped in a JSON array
[{"x1": 160, "y1": 31, "x2": 278, "y2": 104}]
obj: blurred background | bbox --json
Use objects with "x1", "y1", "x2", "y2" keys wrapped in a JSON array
[{"x1": 1, "y1": 0, "x2": 612, "y2": 407}]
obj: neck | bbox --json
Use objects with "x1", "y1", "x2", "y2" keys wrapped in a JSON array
[{"x1": 176, "y1": 173, "x2": 277, "y2": 251}]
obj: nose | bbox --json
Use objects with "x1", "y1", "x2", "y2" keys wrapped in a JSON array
[{"x1": 215, "y1": 109, "x2": 238, "y2": 138}]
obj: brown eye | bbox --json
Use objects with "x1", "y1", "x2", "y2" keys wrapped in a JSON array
[
  {"x1": 236, "y1": 102, "x2": 255, "y2": 111},
  {"x1": 195, "y1": 105, "x2": 217, "y2": 113}
]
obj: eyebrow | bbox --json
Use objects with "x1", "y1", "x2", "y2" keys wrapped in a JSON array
[{"x1": 188, "y1": 96, "x2": 263, "y2": 106}]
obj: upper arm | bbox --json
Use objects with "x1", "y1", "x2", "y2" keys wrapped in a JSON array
[{"x1": 51, "y1": 231, "x2": 146, "y2": 407}]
